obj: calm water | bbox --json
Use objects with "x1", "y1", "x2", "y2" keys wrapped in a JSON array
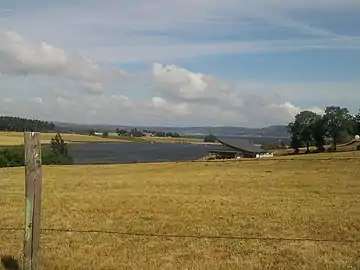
[
  {"x1": 68, "y1": 142, "x2": 210, "y2": 164},
  {"x1": 66, "y1": 136, "x2": 290, "y2": 165}
]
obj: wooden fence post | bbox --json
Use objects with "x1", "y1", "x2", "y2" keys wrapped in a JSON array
[{"x1": 23, "y1": 132, "x2": 42, "y2": 270}]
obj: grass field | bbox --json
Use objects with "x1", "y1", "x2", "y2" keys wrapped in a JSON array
[
  {"x1": 1, "y1": 152, "x2": 360, "y2": 269},
  {"x1": 108, "y1": 134, "x2": 207, "y2": 144},
  {"x1": 0, "y1": 132, "x2": 130, "y2": 146},
  {"x1": 273, "y1": 140, "x2": 360, "y2": 156}
]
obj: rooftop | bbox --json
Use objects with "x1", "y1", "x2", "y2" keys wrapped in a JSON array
[{"x1": 213, "y1": 137, "x2": 266, "y2": 154}]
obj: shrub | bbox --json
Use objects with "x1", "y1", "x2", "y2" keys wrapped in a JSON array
[
  {"x1": 42, "y1": 152, "x2": 73, "y2": 165},
  {"x1": 0, "y1": 133, "x2": 74, "y2": 168},
  {"x1": 45, "y1": 133, "x2": 73, "y2": 165},
  {"x1": 0, "y1": 147, "x2": 25, "y2": 168}
]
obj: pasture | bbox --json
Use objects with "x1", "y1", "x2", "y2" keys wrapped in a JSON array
[
  {"x1": 0, "y1": 132, "x2": 129, "y2": 146},
  {"x1": 110, "y1": 133, "x2": 206, "y2": 144},
  {"x1": 272, "y1": 139, "x2": 360, "y2": 156},
  {"x1": 1, "y1": 152, "x2": 360, "y2": 269}
]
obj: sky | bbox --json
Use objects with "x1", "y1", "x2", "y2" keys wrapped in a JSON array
[{"x1": 0, "y1": 0, "x2": 359, "y2": 127}]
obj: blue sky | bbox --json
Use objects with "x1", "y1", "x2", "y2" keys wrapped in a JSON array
[{"x1": 0, "y1": 0, "x2": 359, "y2": 127}]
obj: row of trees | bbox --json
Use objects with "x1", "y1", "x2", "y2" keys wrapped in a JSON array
[
  {"x1": 0, "y1": 133, "x2": 73, "y2": 167},
  {"x1": 143, "y1": 129, "x2": 180, "y2": 138},
  {"x1": 288, "y1": 106, "x2": 360, "y2": 153},
  {"x1": 204, "y1": 134, "x2": 217, "y2": 143},
  {"x1": 116, "y1": 128, "x2": 180, "y2": 138},
  {"x1": 0, "y1": 116, "x2": 55, "y2": 132}
]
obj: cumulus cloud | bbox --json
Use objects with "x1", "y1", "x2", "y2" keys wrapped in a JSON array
[
  {"x1": 1, "y1": 0, "x2": 359, "y2": 64},
  {"x1": 30, "y1": 97, "x2": 44, "y2": 104},
  {"x1": 0, "y1": 30, "x2": 353, "y2": 127},
  {"x1": 151, "y1": 62, "x2": 326, "y2": 126},
  {"x1": 0, "y1": 31, "x2": 126, "y2": 93}
]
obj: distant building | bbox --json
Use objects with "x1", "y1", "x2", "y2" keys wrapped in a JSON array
[{"x1": 208, "y1": 137, "x2": 268, "y2": 159}]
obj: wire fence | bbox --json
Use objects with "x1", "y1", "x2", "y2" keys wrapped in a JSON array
[
  {"x1": 1, "y1": 226, "x2": 359, "y2": 244},
  {"x1": 1, "y1": 134, "x2": 360, "y2": 269}
]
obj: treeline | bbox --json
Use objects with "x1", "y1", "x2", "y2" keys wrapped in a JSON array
[
  {"x1": 116, "y1": 128, "x2": 180, "y2": 138},
  {"x1": 0, "y1": 116, "x2": 55, "y2": 132},
  {"x1": 204, "y1": 134, "x2": 217, "y2": 142},
  {"x1": 288, "y1": 106, "x2": 360, "y2": 153},
  {"x1": 0, "y1": 133, "x2": 73, "y2": 167}
]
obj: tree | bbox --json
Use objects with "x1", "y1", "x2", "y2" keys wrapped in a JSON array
[
  {"x1": 311, "y1": 117, "x2": 326, "y2": 151},
  {"x1": 129, "y1": 128, "x2": 144, "y2": 137},
  {"x1": 44, "y1": 133, "x2": 73, "y2": 165},
  {"x1": 287, "y1": 122, "x2": 301, "y2": 153},
  {"x1": 50, "y1": 133, "x2": 68, "y2": 156},
  {"x1": 297, "y1": 111, "x2": 320, "y2": 152},
  {"x1": 117, "y1": 129, "x2": 128, "y2": 136},
  {"x1": 323, "y1": 106, "x2": 353, "y2": 150},
  {"x1": 0, "y1": 116, "x2": 55, "y2": 132},
  {"x1": 102, "y1": 131, "x2": 109, "y2": 137},
  {"x1": 288, "y1": 111, "x2": 321, "y2": 153},
  {"x1": 353, "y1": 110, "x2": 360, "y2": 135},
  {"x1": 204, "y1": 134, "x2": 217, "y2": 143}
]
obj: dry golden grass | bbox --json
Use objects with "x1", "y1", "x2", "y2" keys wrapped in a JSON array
[
  {"x1": 0, "y1": 132, "x2": 129, "y2": 146},
  {"x1": 1, "y1": 152, "x2": 360, "y2": 269},
  {"x1": 273, "y1": 140, "x2": 360, "y2": 156}
]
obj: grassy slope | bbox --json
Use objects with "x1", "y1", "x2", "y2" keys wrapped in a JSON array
[
  {"x1": 0, "y1": 132, "x2": 130, "y2": 146},
  {"x1": 273, "y1": 140, "x2": 360, "y2": 156},
  {"x1": 109, "y1": 134, "x2": 206, "y2": 143},
  {"x1": 1, "y1": 152, "x2": 360, "y2": 269}
]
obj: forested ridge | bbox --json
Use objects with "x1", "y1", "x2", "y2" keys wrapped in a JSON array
[{"x1": 0, "y1": 116, "x2": 55, "y2": 132}]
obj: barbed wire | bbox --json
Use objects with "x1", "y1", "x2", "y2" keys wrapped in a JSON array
[{"x1": 1, "y1": 226, "x2": 359, "y2": 244}]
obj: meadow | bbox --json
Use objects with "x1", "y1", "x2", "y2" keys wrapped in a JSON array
[
  {"x1": 1, "y1": 152, "x2": 360, "y2": 269},
  {"x1": 108, "y1": 132, "x2": 206, "y2": 144},
  {"x1": 0, "y1": 132, "x2": 129, "y2": 146}
]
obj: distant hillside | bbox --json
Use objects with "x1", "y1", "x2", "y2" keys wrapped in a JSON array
[
  {"x1": 54, "y1": 122, "x2": 289, "y2": 138},
  {"x1": 0, "y1": 116, "x2": 55, "y2": 132}
]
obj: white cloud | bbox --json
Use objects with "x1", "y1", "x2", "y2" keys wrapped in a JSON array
[
  {"x1": 150, "y1": 62, "x2": 329, "y2": 126},
  {"x1": 0, "y1": 30, "x2": 358, "y2": 127},
  {"x1": 2, "y1": 97, "x2": 12, "y2": 103},
  {"x1": 54, "y1": 89, "x2": 71, "y2": 100},
  {"x1": 0, "y1": 27, "x2": 356, "y2": 127},
  {"x1": 81, "y1": 82, "x2": 105, "y2": 94},
  {"x1": 151, "y1": 97, "x2": 167, "y2": 108},
  {"x1": 0, "y1": 31, "x2": 126, "y2": 92},
  {"x1": 1, "y1": 1, "x2": 359, "y2": 63},
  {"x1": 30, "y1": 97, "x2": 43, "y2": 104}
]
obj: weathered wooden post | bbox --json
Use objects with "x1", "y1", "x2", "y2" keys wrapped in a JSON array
[{"x1": 23, "y1": 132, "x2": 42, "y2": 270}]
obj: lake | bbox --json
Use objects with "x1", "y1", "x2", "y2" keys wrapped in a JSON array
[
  {"x1": 67, "y1": 135, "x2": 290, "y2": 165},
  {"x1": 68, "y1": 142, "x2": 211, "y2": 164}
]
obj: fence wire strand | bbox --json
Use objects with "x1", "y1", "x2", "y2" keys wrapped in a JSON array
[{"x1": 1, "y1": 226, "x2": 359, "y2": 244}]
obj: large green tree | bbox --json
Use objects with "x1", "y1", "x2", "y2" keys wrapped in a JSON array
[
  {"x1": 353, "y1": 110, "x2": 360, "y2": 135},
  {"x1": 298, "y1": 111, "x2": 320, "y2": 152},
  {"x1": 287, "y1": 121, "x2": 301, "y2": 153},
  {"x1": 288, "y1": 111, "x2": 321, "y2": 153},
  {"x1": 323, "y1": 106, "x2": 353, "y2": 150},
  {"x1": 311, "y1": 117, "x2": 326, "y2": 151}
]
